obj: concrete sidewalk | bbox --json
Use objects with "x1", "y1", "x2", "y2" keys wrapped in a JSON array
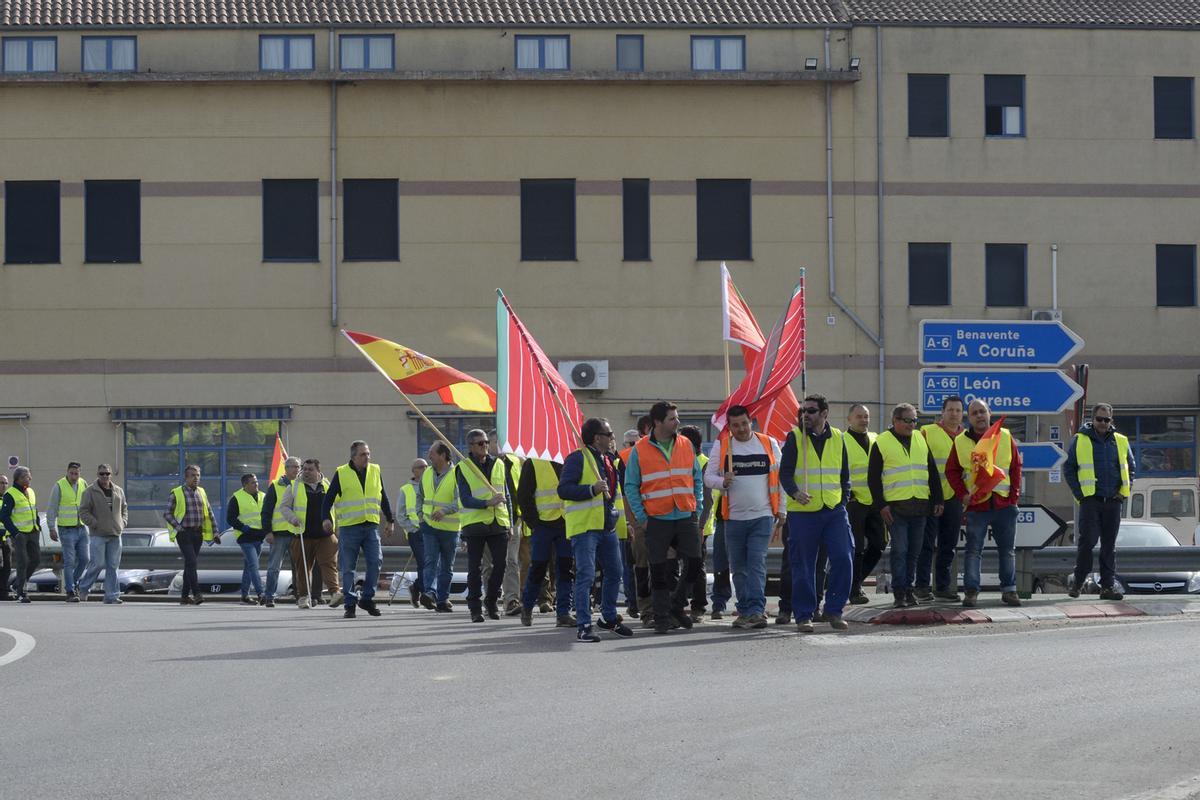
[{"x1": 836, "y1": 592, "x2": 1200, "y2": 625}]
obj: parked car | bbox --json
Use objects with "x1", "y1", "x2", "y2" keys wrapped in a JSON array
[
  {"x1": 1081, "y1": 520, "x2": 1200, "y2": 595},
  {"x1": 168, "y1": 569, "x2": 294, "y2": 598},
  {"x1": 1122, "y1": 477, "x2": 1200, "y2": 546},
  {"x1": 24, "y1": 567, "x2": 177, "y2": 595},
  {"x1": 121, "y1": 528, "x2": 175, "y2": 547}
]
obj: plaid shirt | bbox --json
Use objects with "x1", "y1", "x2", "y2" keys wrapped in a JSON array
[{"x1": 163, "y1": 484, "x2": 205, "y2": 530}]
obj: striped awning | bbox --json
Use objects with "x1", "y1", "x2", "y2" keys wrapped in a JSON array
[{"x1": 111, "y1": 406, "x2": 292, "y2": 421}]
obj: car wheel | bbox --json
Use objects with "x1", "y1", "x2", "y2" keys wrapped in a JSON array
[{"x1": 125, "y1": 585, "x2": 145, "y2": 594}]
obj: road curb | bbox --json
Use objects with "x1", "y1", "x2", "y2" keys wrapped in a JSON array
[{"x1": 852, "y1": 600, "x2": 1165, "y2": 626}]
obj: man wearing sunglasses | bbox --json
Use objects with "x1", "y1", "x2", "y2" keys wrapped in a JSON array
[
  {"x1": 1064, "y1": 403, "x2": 1134, "y2": 600},
  {"x1": 76, "y1": 465, "x2": 128, "y2": 603},
  {"x1": 456, "y1": 428, "x2": 512, "y2": 623}
]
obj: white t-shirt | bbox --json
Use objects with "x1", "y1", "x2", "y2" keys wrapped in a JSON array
[{"x1": 703, "y1": 436, "x2": 782, "y2": 521}]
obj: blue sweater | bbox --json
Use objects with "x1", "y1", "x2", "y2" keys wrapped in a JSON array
[{"x1": 1064, "y1": 423, "x2": 1136, "y2": 501}]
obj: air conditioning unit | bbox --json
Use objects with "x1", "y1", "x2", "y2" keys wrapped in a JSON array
[
  {"x1": 558, "y1": 360, "x2": 609, "y2": 391},
  {"x1": 1031, "y1": 308, "x2": 1063, "y2": 322}
]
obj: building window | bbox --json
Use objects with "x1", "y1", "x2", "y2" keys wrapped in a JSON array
[
  {"x1": 4, "y1": 181, "x2": 59, "y2": 264},
  {"x1": 985, "y1": 243, "x2": 1027, "y2": 307},
  {"x1": 262, "y1": 179, "x2": 319, "y2": 262},
  {"x1": 415, "y1": 414, "x2": 496, "y2": 457},
  {"x1": 985, "y1": 74, "x2": 1024, "y2": 137},
  {"x1": 623, "y1": 178, "x2": 651, "y2": 261},
  {"x1": 1112, "y1": 414, "x2": 1197, "y2": 478},
  {"x1": 616, "y1": 35, "x2": 644, "y2": 72},
  {"x1": 691, "y1": 36, "x2": 744, "y2": 71},
  {"x1": 82, "y1": 36, "x2": 136, "y2": 72},
  {"x1": 123, "y1": 421, "x2": 281, "y2": 523},
  {"x1": 3, "y1": 37, "x2": 56, "y2": 72},
  {"x1": 908, "y1": 74, "x2": 949, "y2": 137},
  {"x1": 260, "y1": 35, "x2": 314, "y2": 71},
  {"x1": 1154, "y1": 77, "x2": 1194, "y2": 140},
  {"x1": 520, "y1": 179, "x2": 575, "y2": 261},
  {"x1": 85, "y1": 180, "x2": 140, "y2": 263},
  {"x1": 908, "y1": 243, "x2": 950, "y2": 305},
  {"x1": 515, "y1": 36, "x2": 569, "y2": 71},
  {"x1": 1156, "y1": 244, "x2": 1197, "y2": 307},
  {"x1": 340, "y1": 35, "x2": 393, "y2": 71},
  {"x1": 343, "y1": 179, "x2": 399, "y2": 261},
  {"x1": 696, "y1": 179, "x2": 751, "y2": 261}
]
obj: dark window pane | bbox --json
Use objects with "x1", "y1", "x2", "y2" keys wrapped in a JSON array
[
  {"x1": 4, "y1": 180, "x2": 59, "y2": 263},
  {"x1": 343, "y1": 179, "x2": 399, "y2": 261},
  {"x1": 908, "y1": 74, "x2": 948, "y2": 137},
  {"x1": 225, "y1": 448, "x2": 271, "y2": 478},
  {"x1": 1156, "y1": 244, "x2": 1196, "y2": 307},
  {"x1": 126, "y1": 450, "x2": 181, "y2": 478},
  {"x1": 616, "y1": 36, "x2": 643, "y2": 72},
  {"x1": 263, "y1": 179, "x2": 318, "y2": 261},
  {"x1": 85, "y1": 180, "x2": 140, "y2": 263},
  {"x1": 182, "y1": 422, "x2": 223, "y2": 445},
  {"x1": 1154, "y1": 77, "x2": 1194, "y2": 140},
  {"x1": 985, "y1": 74, "x2": 1024, "y2": 136},
  {"x1": 623, "y1": 178, "x2": 650, "y2": 261},
  {"x1": 520, "y1": 179, "x2": 575, "y2": 261},
  {"x1": 224, "y1": 421, "x2": 279, "y2": 446},
  {"x1": 985, "y1": 243, "x2": 1027, "y2": 307},
  {"x1": 908, "y1": 243, "x2": 950, "y2": 305},
  {"x1": 125, "y1": 422, "x2": 181, "y2": 446},
  {"x1": 696, "y1": 179, "x2": 751, "y2": 261}
]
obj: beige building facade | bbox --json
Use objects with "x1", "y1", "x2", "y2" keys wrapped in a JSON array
[{"x1": 1, "y1": 0, "x2": 1198, "y2": 524}]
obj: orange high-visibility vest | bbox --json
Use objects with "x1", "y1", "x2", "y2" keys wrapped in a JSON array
[
  {"x1": 634, "y1": 435, "x2": 698, "y2": 517},
  {"x1": 714, "y1": 431, "x2": 780, "y2": 520}
]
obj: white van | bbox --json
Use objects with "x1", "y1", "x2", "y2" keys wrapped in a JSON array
[{"x1": 1124, "y1": 477, "x2": 1200, "y2": 545}]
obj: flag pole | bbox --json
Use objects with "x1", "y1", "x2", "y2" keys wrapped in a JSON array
[
  {"x1": 340, "y1": 329, "x2": 499, "y2": 494},
  {"x1": 799, "y1": 268, "x2": 809, "y2": 495}
]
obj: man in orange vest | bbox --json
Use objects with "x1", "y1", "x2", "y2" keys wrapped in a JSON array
[{"x1": 624, "y1": 401, "x2": 704, "y2": 634}]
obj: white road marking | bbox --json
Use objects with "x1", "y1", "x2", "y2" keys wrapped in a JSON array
[
  {"x1": 1119, "y1": 773, "x2": 1200, "y2": 800},
  {"x1": 0, "y1": 628, "x2": 36, "y2": 666}
]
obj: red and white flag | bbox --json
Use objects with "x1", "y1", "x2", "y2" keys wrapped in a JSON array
[
  {"x1": 495, "y1": 291, "x2": 583, "y2": 463},
  {"x1": 713, "y1": 274, "x2": 806, "y2": 433},
  {"x1": 720, "y1": 263, "x2": 801, "y2": 441}
]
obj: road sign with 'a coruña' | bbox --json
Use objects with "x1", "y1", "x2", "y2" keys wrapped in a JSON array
[
  {"x1": 919, "y1": 319, "x2": 1084, "y2": 367},
  {"x1": 919, "y1": 368, "x2": 1084, "y2": 414}
]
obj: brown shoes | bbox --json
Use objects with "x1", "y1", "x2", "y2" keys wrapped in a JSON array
[
  {"x1": 962, "y1": 589, "x2": 978, "y2": 608},
  {"x1": 1001, "y1": 591, "x2": 1022, "y2": 607}
]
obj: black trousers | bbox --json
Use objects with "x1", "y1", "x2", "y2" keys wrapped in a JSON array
[
  {"x1": 12, "y1": 532, "x2": 40, "y2": 595},
  {"x1": 0, "y1": 536, "x2": 13, "y2": 597},
  {"x1": 689, "y1": 546, "x2": 709, "y2": 611},
  {"x1": 1074, "y1": 497, "x2": 1123, "y2": 589},
  {"x1": 464, "y1": 523, "x2": 508, "y2": 611},
  {"x1": 645, "y1": 517, "x2": 702, "y2": 612},
  {"x1": 176, "y1": 528, "x2": 203, "y2": 598},
  {"x1": 849, "y1": 501, "x2": 888, "y2": 595}
]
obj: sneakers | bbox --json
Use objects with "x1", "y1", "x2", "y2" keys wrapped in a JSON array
[
  {"x1": 16, "y1": 594, "x2": 31, "y2": 604},
  {"x1": 597, "y1": 618, "x2": 634, "y2": 637},
  {"x1": 343, "y1": 606, "x2": 356, "y2": 619},
  {"x1": 828, "y1": 615, "x2": 848, "y2": 631},
  {"x1": 193, "y1": 593, "x2": 205, "y2": 606},
  {"x1": 505, "y1": 600, "x2": 522, "y2": 617},
  {"x1": 640, "y1": 614, "x2": 658, "y2": 629},
  {"x1": 892, "y1": 595, "x2": 907, "y2": 609},
  {"x1": 670, "y1": 609, "x2": 694, "y2": 630},
  {"x1": 689, "y1": 610, "x2": 705, "y2": 624},
  {"x1": 538, "y1": 602, "x2": 553, "y2": 614},
  {"x1": 358, "y1": 598, "x2": 382, "y2": 617},
  {"x1": 849, "y1": 593, "x2": 870, "y2": 605},
  {"x1": 470, "y1": 612, "x2": 485, "y2": 623},
  {"x1": 240, "y1": 596, "x2": 258, "y2": 605},
  {"x1": 962, "y1": 589, "x2": 978, "y2": 608},
  {"x1": 775, "y1": 611, "x2": 792, "y2": 625},
  {"x1": 419, "y1": 593, "x2": 436, "y2": 610},
  {"x1": 67, "y1": 594, "x2": 80, "y2": 603},
  {"x1": 710, "y1": 609, "x2": 724, "y2": 620},
  {"x1": 297, "y1": 597, "x2": 311, "y2": 609},
  {"x1": 812, "y1": 611, "x2": 827, "y2": 623},
  {"x1": 555, "y1": 614, "x2": 578, "y2": 628},
  {"x1": 520, "y1": 608, "x2": 533, "y2": 627},
  {"x1": 627, "y1": 605, "x2": 640, "y2": 619},
  {"x1": 750, "y1": 614, "x2": 769, "y2": 629},
  {"x1": 408, "y1": 585, "x2": 421, "y2": 608},
  {"x1": 328, "y1": 591, "x2": 343, "y2": 608},
  {"x1": 1099, "y1": 587, "x2": 1125, "y2": 601},
  {"x1": 795, "y1": 617, "x2": 814, "y2": 633},
  {"x1": 933, "y1": 590, "x2": 962, "y2": 602},
  {"x1": 179, "y1": 597, "x2": 194, "y2": 606},
  {"x1": 103, "y1": 598, "x2": 124, "y2": 605},
  {"x1": 577, "y1": 625, "x2": 602, "y2": 642},
  {"x1": 485, "y1": 601, "x2": 501, "y2": 620},
  {"x1": 1001, "y1": 591, "x2": 1022, "y2": 607},
  {"x1": 731, "y1": 615, "x2": 751, "y2": 629},
  {"x1": 264, "y1": 597, "x2": 275, "y2": 608},
  {"x1": 653, "y1": 618, "x2": 672, "y2": 634},
  {"x1": 913, "y1": 587, "x2": 934, "y2": 602},
  {"x1": 904, "y1": 591, "x2": 919, "y2": 608},
  {"x1": 1068, "y1": 583, "x2": 1081, "y2": 599},
  {"x1": 435, "y1": 602, "x2": 454, "y2": 613}
]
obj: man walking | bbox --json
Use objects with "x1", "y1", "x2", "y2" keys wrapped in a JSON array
[
  {"x1": 1064, "y1": 403, "x2": 1134, "y2": 600},
  {"x1": 456, "y1": 428, "x2": 511, "y2": 623},
  {"x1": 77, "y1": 464, "x2": 127, "y2": 604},
  {"x1": 47, "y1": 462, "x2": 89, "y2": 602},
  {"x1": 946, "y1": 399, "x2": 1021, "y2": 608},
  {"x1": 485, "y1": 431, "x2": 525, "y2": 617},
  {"x1": 618, "y1": 419, "x2": 653, "y2": 623},
  {"x1": 558, "y1": 418, "x2": 633, "y2": 642},
  {"x1": 416, "y1": 443, "x2": 460, "y2": 612},
  {"x1": 279, "y1": 458, "x2": 340, "y2": 609},
  {"x1": 869, "y1": 403, "x2": 943, "y2": 609},
  {"x1": 916, "y1": 396, "x2": 965, "y2": 602},
  {"x1": 261, "y1": 456, "x2": 301, "y2": 608},
  {"x1": 396, "y1": 457, "x2": 428, "y2": 607},
  {"x1": 1, "y1": 466, "x2": 42, "y2": 603},
  {"x1": 704, "y1": 404, "x2": 783, "y2": 629},
  {"x1": 624, "y1": 401, "x2": 704, "y2": 634},
  {"x1": 0, "y1": 474, "x2": 11, "y2": 601},
  {"x1": 227, "y1": 473, "x2": 267, "y2": 605},
  {"x1": 844, "y1": 404, "x2": 886, "y2": 604},
  {"x1": 163, "y1": 465, "x2": 218, "y2": 606},
  {"x1": 323, "y1": 441, "x2": 394, "y2": 619},
  {"x1": 516, "y1": 456, "x2": 575, "y2": 627}
]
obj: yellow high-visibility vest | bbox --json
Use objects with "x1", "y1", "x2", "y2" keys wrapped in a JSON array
[
  {"x1": 5, "y1": 486, "x2": 38, "y2": 533},
  {"x1": 531, "y1": 458, "x2": 564, "y2": 522},
  {"x1": 291, "y1": 478, "x2": 330, "y2": 530},
  {"x1": 420, "y1": 467, "x2": 460, "y2": 533},
  {"x1": 231, "y1": 488, "x2": 264, "y2": 539},
  {"x1": 563, "y1": 449, "x2": 606, "y2": 538},
  {"x1": 844, "y1": 430, "x2": 876, "y2": 505},
  {"x1": 272, "y1": 477, "x2": 301, "y2": 534},
  {"x1": 920, "y1": 424, "x2": 958, "y2": 502},
  {"x1": 787, "y1": 426, "x2": 846, "y2": 512},
  {"x1": 876, "y1": 430, "x2": 932, "y2": 503},
  {"x1": 55, "y1": 477, "x2": 87, "y2": 527},
  {"x1": 168, "y1": 485, "x2": 215, "y2": 542},
  {"x1": 333, "y1": 463, "x2": 383, "y2": 526},
  {"x1": 1072, "y1": 431, "x2": 1131, "y2": 499},
  {"x1": 399, "y1": 482, "x2": 420, "y2": 527},
  {"x1": 457, "y1": 458, "x2": 510, "y2": 528}
]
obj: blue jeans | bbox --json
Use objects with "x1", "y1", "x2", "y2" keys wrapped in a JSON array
[
  {"x1": 786, "y1": 507, "x2": 854, "y2": 618},
  {"x1": 571, "y1": 530, "x2": 622, "y2": 628},
  {"x1": 59, "y1": 526, "x2": 89, "y2": 594},
  {"x1": 339, "y1": 522, "x2": 382, "y2": 608},
  {"x1": 420, "y1": 526, "x2": 458, "y2": 603},
  {"x1": 406, "y1": 529, "x2": 425, "y2": 594},
  {"x1": 264, "y1": 533, "x2": 294, "y2": 599},
  {"x1": 964, "y1": 505, "x2": 1018, "y2": 592},
  {"x1": 239, "y1": 540, "x2": 265, "y2": 597},
  {"x1": 916, "y1": 499, "x2": 963, "y2": 591},
  {"x1": 724, "y1": 516, "x2": 773, "y2": 616},
  {"x1": 78, "y1": 534, "x2": 121, "y2": 601},
  {"x1": 711, "y1": 519, "x2": 733, "y2": 612},
  {"x1": 522, "y1": 524, "x2": 572, "y2": 614},
  {"x1": 888, "y1": 513, "x2": 927, "y2": 593}
]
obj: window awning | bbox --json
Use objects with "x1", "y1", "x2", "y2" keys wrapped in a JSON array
[{"x1": 111, "y1": 406, "x2": 292, "y2": 422}]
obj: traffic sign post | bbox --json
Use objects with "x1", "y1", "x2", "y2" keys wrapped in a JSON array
[
  {"x1": 920, "y1": 319, "x2": 1084, "y2": 367},
  {"x1": 919, "y1": 369, "x2": 1084, "y2": 415},
  {"x1": 1017, "y1": 442, "x2": 1067, "y2": 471}
]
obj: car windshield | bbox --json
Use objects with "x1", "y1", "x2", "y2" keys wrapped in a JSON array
[
  {"x1": 123, "y1": 533, "x2": 152, "y2": 546},
  {"x1": 1114, "y1": 525, "x2": 1179, "y2": 547}
]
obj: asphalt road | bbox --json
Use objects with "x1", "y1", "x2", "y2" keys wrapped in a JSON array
[{"x1": 1, "y1": 602, "x2": 1197, "y2": 800}]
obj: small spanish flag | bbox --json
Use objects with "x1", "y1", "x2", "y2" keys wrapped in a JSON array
[
  {"x1": 342, "y1": 329, "x2": 497, "y2": 413},
  {"x1": 968, "y1": 416, "x2": 1008, "y2": 504},
  {"x1": 268, "y1": 435, "x2": 288, "y2": 482}
]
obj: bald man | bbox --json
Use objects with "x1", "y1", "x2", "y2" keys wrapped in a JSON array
[{"x1": 397, "y1": 458, "x2": 429, "y2": 607}]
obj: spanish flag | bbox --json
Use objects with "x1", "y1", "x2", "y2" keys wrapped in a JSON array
[
  {"x1": 342, "y1": 329, "x2": 497, "y2": 413},
  {"x1": 268, "y1": 435, "x2": 287, "y2": 482},
  {"x1": 968, "y1": 415, "x2": 1008, "y2": 505}
]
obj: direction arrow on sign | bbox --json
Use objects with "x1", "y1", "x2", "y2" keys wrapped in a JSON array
[
  {"x1": 970, "y1": 505, "x2": 1067, "y2": 549},
  {"x1": 919, "y1": 319, "x2": 1084, "y2": 367},
  {"x1": 1017, "y1": 442, "x2": 1067, "y2": 472},
  {"x1": 919, "y1": 369, "x2": 1084, "y2": 415}
]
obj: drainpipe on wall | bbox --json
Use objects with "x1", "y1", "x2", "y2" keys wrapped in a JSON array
[
  {"x1": 875, "y1": 26, "x2": 886, "y2": 421},
  {"x1": 329, "y1": 27, "x2": 339, "y2": 327}
]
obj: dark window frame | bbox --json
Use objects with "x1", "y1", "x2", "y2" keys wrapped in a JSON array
[
  {"x1": 259, "y1": 34, "x2": 316, "y2": 72},
  {"x1": 616, "y1": 34, "x2": 644, "y2": 72},
  {"x1": 261, "y1": 179, "x2": 320, "y2": 263},
  {"x1": 1156, "y1": 244, "x2": 1197, "y2": 307},
  {"x1": 908, "y1": 242, "x2": 951, "y2": 306},
  {"x1": 81, "y1": 36, "x2": 137, "y2": 73},
  {"x1": 338, "y1": 34, "x2": 394, "y2": 71},
  {"x1": 520, "y1": 178, "x2": 577, "y2": 262},
  {"x1": 84, "y1": 179, "x2": 141, "y2": 264},
  {"x1": 2, "y1": 36, "x2": 57, "y2": 73},
  {"x1": 690, "y1": 35, "x2": 745, "y2": 71},
  {"x1": 696, "y1": 179, "x2": 752, "y2": 262},
  {"x1": 907, "y1": 73, "x2": 949, "y2": 137},
  {"x1": 984, "y1": 243, "x2": 1028, "y2": 307},
  {"x1": 513, "y1": 35, "x2": 571, "y2": 71},
  {"x1": 984, "y1": 74, "x2": 1025, "y2": 138},
  {"x1": 3, "y1": 180, "x2": 60, "y2": 265}
]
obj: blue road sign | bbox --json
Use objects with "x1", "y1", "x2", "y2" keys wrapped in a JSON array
[
  {"x1": 920, "y1": 319, "x2": 1084, "y2": 367},
  {"x1": 1017, "y1": 442, "x2": 1067, "y2": 471},
  {"x1": 918, "y1": 369, "x2": 1084, "y2": 414}
]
